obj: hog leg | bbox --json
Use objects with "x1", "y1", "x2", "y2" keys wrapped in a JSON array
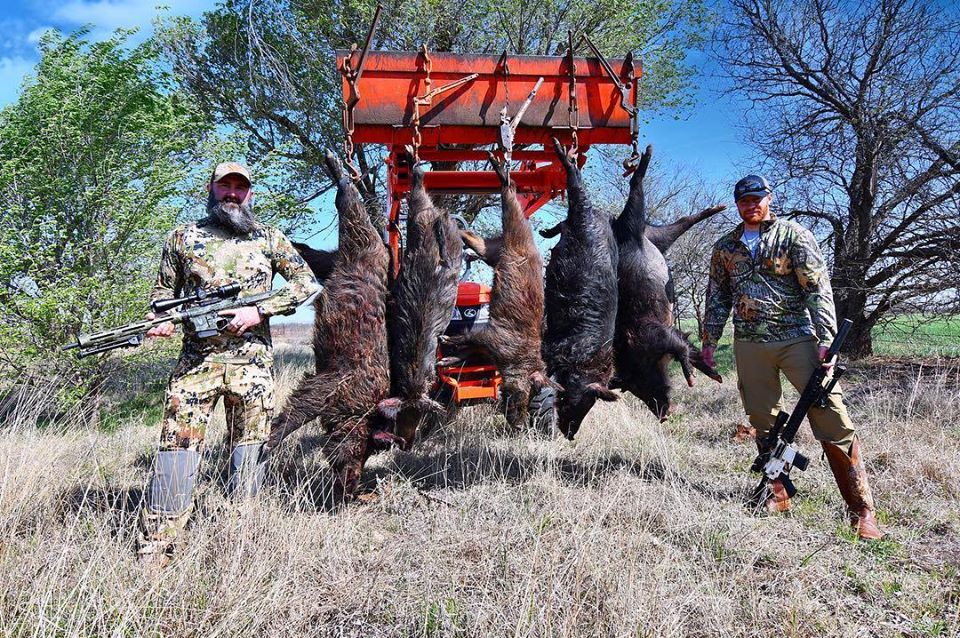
[
  {"x1": 612, "y1": 145, "x2": 653, "y2": 242},
  {"x1": 539, "y1": 221, "x2": 565, "y2": 238},
  {"x1": 460, "y1": 230, "x2": 502, "y2": 266},
  {"x1": 291, "y1": 243, "x2": 337, "y2": 283},
  {"x1": 662, "y1": 327, "x2": 696, "y2": 387},
  {"x1": 689, "y1": 342, "x2": 723, "y2": 383},
  {"x1": 645, "y1": 204, "x2": 727, "y2": 254},
  {"x1": 264, "y1": 372, "x2": 338, "y2": 452}
]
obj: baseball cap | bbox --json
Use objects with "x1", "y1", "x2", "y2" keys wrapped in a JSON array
[
  {"x1": 210, "y1": 162, "x2": 252, "y2": 185},
  {"x1": 734, "y1": 174, "x2": 771, "y2": 202}
]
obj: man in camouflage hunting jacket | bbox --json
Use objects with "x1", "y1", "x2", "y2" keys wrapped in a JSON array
[
  {"x1": 137, "y1": 162, "x2": 320, "y2": 562},
  {"x1": 701, "y1": 175, "x2": 882, "y2": 540}
]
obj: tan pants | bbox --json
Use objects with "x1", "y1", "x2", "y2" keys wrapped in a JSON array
[
  {"x1": 734, "y1": 337, "x2": 855, "y2": 448},
  {"x1": 139, "y1": 355, "x2": 275, "y2": 554}
]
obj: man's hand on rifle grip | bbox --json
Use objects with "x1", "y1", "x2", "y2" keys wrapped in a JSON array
[
  {"x1": 219, "y1": 306, "x2": 263, "y2": 336},
  {"x1": 818, "y1": 344, "x2": 835, "y2": 369}
]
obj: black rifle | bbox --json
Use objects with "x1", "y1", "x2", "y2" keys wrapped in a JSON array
[
  {"x1": 750, "y1": 318, "x2": 853, "y2": 504},
  {"x1": 62, "y1": 283, "x2": 285, "y2": 358}
]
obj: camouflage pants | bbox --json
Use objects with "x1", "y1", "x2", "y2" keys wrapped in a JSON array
[
  {"x1": 734, "y1": 336, "x2": 856, "y2": 448},
  {"x1": 139, "y1": 355, "x2": 274, "y2": 554}
]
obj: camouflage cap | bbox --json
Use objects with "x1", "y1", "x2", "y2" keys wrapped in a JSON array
[{"x1": 211, "y1": 162, "x2": 252, "y2": 185}]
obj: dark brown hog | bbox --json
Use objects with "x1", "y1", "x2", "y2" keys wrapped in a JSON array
[
  {"x1": 610, "y1": 145, "x2": 724, "y2": 421},
  {"x1": 263, "y1": 150, "x2": 390, "y2": 499},
  {"x1": 291, "y1": 242, "x2": 337, "y2": 283},
  {"x1": 440, "y1": 154, "x2": 555, "y2": 428},
  {"x1": 377, "y1": 161, "x2": 462, "y2": 448},
  {"x1": 542, "y1": 138, "x2": 620, "y2": 440}
]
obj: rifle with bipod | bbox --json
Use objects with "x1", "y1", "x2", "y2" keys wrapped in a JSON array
[{"x1": 62, "y1": 283, "x2": 286, "y2": 358}]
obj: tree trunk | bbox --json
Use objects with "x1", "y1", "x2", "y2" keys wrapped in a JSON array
[
  {"x1": 832, "y1": 251, "x2": 874, "y2": 358},
  {"x1": 834, "y1": 293, "x2": 874, "y2": 358}
]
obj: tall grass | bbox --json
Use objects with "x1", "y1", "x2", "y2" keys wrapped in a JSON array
[{"x1": 0, "y1": 345, "x2": 957, "y2": 637}]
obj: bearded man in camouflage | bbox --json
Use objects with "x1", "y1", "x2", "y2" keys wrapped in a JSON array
[
  {"x1": 137, "y1": 162, "x2": 320, "y2": 562},
  {"x1": 701, "y1": 175, "x2": 882, "y2": 540}
]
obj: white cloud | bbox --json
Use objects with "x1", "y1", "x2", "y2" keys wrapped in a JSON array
[
  {"x1": 52, "y1": 0, "x2": 216, "y2": 33},
  {"x1": 0, "y1": 56, "x2": 36, "y2": 107},
  {"x1": 27, "y1": 26, "x2": 56, "y2": 45}
]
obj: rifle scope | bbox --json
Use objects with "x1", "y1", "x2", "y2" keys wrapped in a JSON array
[{"x1": 151, "y1": 283, "x2": 242, "y2": 314}]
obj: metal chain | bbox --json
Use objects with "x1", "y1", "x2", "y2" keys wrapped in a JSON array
[
  {"x1": 623, "y1": 50, "x2": 640, "y2": 175},
  {"x1": 341, "y1": 44, "x2": 362, "y2": 181},
  {"x1": 411, "y1": 44, "x2": 432, "y2": 162},
  {"x1": 566, "y1": 31, "x2": 579, "y2": 153}
]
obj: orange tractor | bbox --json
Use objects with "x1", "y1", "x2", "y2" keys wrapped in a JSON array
[{"x1": 337, "y1": 9, "x2": 640, "y2": 408}]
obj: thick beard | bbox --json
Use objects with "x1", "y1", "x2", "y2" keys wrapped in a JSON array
[{"x1": 207, "y1": 191, "x2": 257, "y2": 235}]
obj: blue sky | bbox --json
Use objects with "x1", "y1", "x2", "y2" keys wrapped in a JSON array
[
  {"x1": 0, "y1": 0, "x2": 754, "y2": 175},
  {"x1": 0, "y1": 0, "x2": 217, "y2": 106},
  {"x1": 0, "y1": 0, "x2": 755, "y2": 322}
]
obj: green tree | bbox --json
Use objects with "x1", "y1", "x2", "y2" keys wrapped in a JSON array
[
  {"x1": 0, "y1": 30, "x2": 206, "y2": 391},
  {"x1": 157, "y1": 0, "x2": 710, "y2": 225}
]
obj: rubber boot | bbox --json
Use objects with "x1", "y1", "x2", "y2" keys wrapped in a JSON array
[
  {"x1": 136, "y1": 449, "x2": 200, "y2": 564},
  {"x1": 821, "y1": 438, "x2": 884, "y2": 540}
]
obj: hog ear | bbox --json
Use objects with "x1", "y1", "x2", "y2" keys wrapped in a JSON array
[
  {"x1": 530, "y1": 371, "x2": 563, "y2": 392},
  {"x1": 415, "y1": 396, "x2": 446, "y2": 416},
  {"x1": 376, "y1": 397, "x2": 402, "y2": 420},
  {"x1": 587, "y1": 383, "x2": 619, "y2": 402}
]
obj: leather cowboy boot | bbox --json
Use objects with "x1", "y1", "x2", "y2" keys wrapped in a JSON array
[
  {"x1": 821, "y1": 438, "x2": 884, "y2": 540},
  {"x1": 753, "y1": 441, "x2": 792, "y2": 513}
]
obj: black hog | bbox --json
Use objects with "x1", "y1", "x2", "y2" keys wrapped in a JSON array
[
  {"x1": 610, "y1": 145, "x2": 723, "y2": 421},
  {"x1": 542, "y1": 138, "x2": 620, "y2": 440},
  {"x1": 264, "y1": 151, "x2": 390, "y2": 498},
  {"x1": 377, "y1": 161, "x2": 462, "y2": 448},
  {"x1": 441, "y1": 154, "x2": 554, "y2": 427}
]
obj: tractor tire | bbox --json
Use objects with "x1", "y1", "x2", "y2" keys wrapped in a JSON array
[{"x1": 528, "y1": 383, "x2": 557, "y2": 434}]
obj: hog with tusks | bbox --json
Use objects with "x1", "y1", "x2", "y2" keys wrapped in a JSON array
[
  {"x1": 376, "y1": 159, "x2": 462, "y2": 448},
  {"x1": 263, "y1": 150, "x2": 390, "y2": 499},
  {"x1": 444, "y1": 153, "x2": 556, "y2": 427},
  {"x1": 541, "y1": 138, "x2": 620, "y2": 440},
  {"x1": 608, "y1": 145, "x2": 724, "y2": 421}
]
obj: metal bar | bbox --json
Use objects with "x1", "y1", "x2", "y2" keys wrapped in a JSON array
[
  {"x1": 415, "y1": 73, "x2": 480, "y2": 104},
  {"x1": 352, "y1": 4, "x2": 383, "y2": 85},
  {"x1": 511, "y1": 76, "x2": 545, "y2": 132},
  {"x1": 580, "y1": 34, "x2": 624, "y2": 90}
]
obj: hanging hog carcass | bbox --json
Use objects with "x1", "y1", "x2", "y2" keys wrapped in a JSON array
[
  {"x1": 441, "y1": 154, "x2": 556, "y2": 427},
  {"x1": 542, "y1": 138, "x2": 620, "y2": 440},
  {"x1": 377, "y1": 158, "x2": 462, "y2": 448},
  {"x1": 263, "y1": 151, "x2": 391, "y2": 499},
  {"x1": 609, "y1": 145, "x2": 724, "y2": 421}
]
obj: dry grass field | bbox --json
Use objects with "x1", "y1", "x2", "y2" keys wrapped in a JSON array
[{"x1": 1, "y1": 339, "x2": 958, "y2": 637}]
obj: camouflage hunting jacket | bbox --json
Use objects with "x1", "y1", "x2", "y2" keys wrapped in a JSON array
[
  {"x1": 152, "y1": 218, "x2": 320, "y2": 363},
  {"x1": 702, "y1": 216, "x2": 837, "y2": 348}
]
